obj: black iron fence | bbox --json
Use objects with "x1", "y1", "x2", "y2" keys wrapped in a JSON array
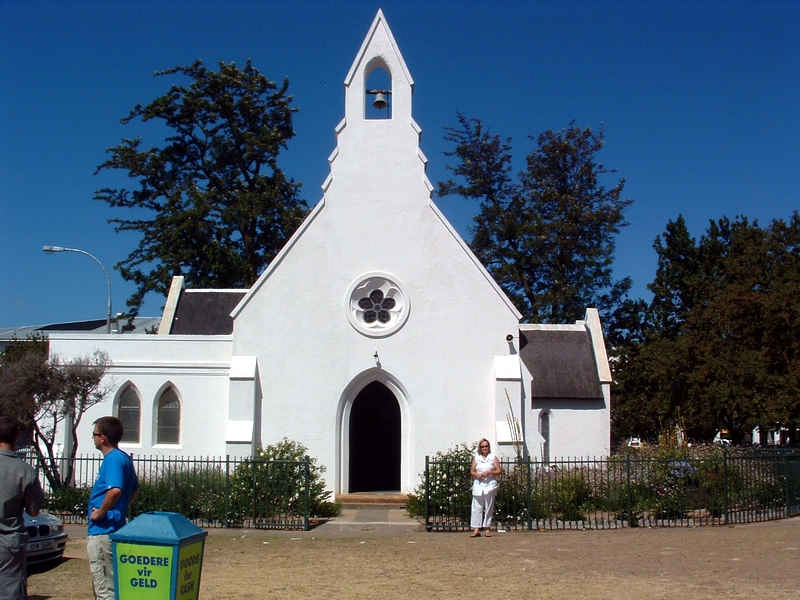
[
  {"x1": 28, "y1": 449, "x2": 800, "y2": 534},
  {"x1": 424, "y1": 451, "x2": 800, "y2": 532},
  {"x1": 28, "y1": 454, "x2": 312, "y2": 531}
]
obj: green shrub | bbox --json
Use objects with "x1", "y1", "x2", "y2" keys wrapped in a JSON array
[
  {"x1": 694, "y1": 456, "x2": 726, "y2": 517},
  {"x1": 528, "y1": 485, "x2": 553, "y2": 520},
  {"x1": 606, "y1": 481, "x2": 650, "y2": 525},
  {"x1": 751, "y1": 479, "x2": 784, "y2": 508},
  {"x1": 494, "y1": 462, "x2": 531, "y2": 525},
  {"x1": 44, "y1": 485, "x2": 90, "y2": 514},
  {"x1": 549, "y1": 472, "x2": 594, "y2": 521},
  {"x1": 132, "y1": 466, "x2": 230, "y2": 522},
  {"x1": 642, "y1": 459, "x2": 698, "y2": 519},
  {"x1": 313, "y1": 500, "x2": 341, "y2": 518},
  {"x1": 406, "y1": 443, "x2": 474, "y2": 519},
  {"x1": 228, "y1": 439, "x2": 335, "y2": 523}
]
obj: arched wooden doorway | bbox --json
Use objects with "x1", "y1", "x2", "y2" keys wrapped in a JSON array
[{"x1": 349, "y1": 381, "x2": 401, "y2": 492}]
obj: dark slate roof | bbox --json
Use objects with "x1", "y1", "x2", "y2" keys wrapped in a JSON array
[
  {"x1": 519, "y1": 329, "x2": 602, "y2": 400},
  {"x1": 170, "y1": 290, "x2": 246, "y2": 335},
  {"x1": 0, "y1": 317, "x2": 160, "y2": 338},
  {"x1": 0, "y1": 318, "x2": 162, "y2": 353},
  {"x1": 38, "y1": 319, "x2": 109, "y2": 331}
]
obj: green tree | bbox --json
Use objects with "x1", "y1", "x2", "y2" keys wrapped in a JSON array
[
  {"x1": 439, "y1": 115, "x2": 632, "y2": 323},
  {"x1": 610, "y1": 217, "x2": 697, "y2": 443},
  {"x1": 95, "y1": 60, "x2": 308, "y2": 317},
  {"x1": 0, "y1": 337, "x2": 110, "y2": 488},
  {"x1": 612, "y1": 213, "x2": 800, "y2": 444},
  {"x1": 647, "y1": 215, "x2": 700, "y2": 337}
]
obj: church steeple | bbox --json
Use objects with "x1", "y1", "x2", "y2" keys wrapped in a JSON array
[
  {"x1": 321, "y1": 9, "x2": 431, "y2": 208},
  {"x1": 344, "y1": 9, "x2": 413, "y2": 123}
]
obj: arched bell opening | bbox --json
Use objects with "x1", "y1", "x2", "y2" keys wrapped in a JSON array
[{"x1": 364, "y1": 57, "x2": 392, "y2": 120}]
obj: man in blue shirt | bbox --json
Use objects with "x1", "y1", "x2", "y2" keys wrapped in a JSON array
[{"x1": 87, "y1": 416, "x2": 138, "y2": 600}]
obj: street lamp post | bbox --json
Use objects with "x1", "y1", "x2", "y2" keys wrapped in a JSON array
[{"x1": 42, "y1": 245, "x2": 112, "y2": 333}]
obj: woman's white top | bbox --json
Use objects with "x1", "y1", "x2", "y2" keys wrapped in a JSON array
[{"x1": 472, "y1": 451, "x2": 499, "y2": 496}]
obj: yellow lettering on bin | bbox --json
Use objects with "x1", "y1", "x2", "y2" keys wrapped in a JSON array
[
  {"x1": 115, "y1": 543, "x2": 173, "y2": 600},
  {"x1": 176, "y1": 541, "x2": 204, "y2": 600}
]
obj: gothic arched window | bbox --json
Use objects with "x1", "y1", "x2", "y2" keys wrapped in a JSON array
[
  {"x1": 156, "y1": 386, "x2": 180, "y2": 444},
  {"x1": 116, "y1": 385, "x2": 140, "y2": 444}
]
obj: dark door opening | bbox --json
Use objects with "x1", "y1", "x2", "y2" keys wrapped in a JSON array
[{"x1": 349, "y1": 381, "x2": 400, "y2": 492}]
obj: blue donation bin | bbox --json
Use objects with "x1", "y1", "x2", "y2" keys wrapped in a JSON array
[{"x1": 110, "y1": 511, "x2": 208, "y2": 600}]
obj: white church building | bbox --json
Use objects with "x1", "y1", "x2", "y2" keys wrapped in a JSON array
[{"x1": 50, "y1": 11, "x2": 611, "y2": 496}]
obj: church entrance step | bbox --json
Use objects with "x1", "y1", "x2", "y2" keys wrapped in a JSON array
[{"x1": 336, "y1": 492, "x2": 408, "y2": 508}]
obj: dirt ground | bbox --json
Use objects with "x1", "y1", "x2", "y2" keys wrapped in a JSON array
[{"x1": 28, "y1": 514, "x2": 800, "y2": 600}]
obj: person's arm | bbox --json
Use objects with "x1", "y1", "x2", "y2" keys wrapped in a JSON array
[
  {"x1": 25, "y1": 477, "x2": 43, "y2": 517},
  {"x1": 470, "y1": 458, "x2": 479, "y2": 479},
  {"x1": 490, "y1": 457, "x2": 501, "y2": 476},
  {"x1": 90, "y1": 488, "x2": 122, "y2": 522}
]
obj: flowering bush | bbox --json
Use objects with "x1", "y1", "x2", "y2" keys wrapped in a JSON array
[{"x1": 406, "y1": 443, "x2": 474, "y2": 519}]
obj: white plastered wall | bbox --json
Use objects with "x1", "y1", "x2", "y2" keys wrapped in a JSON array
[
  {"x1": 519, "y1": 309, "x2": 612, "y2": 460},
  {"x1": 493, "y1": 354, "x2": 525, "y2": 459},
  {"x1": 48, "y1": 333, "x2": 233, "y2": 460},
  {"x1": 230, "y1": 11, "x2": 521, "y2": 494}
]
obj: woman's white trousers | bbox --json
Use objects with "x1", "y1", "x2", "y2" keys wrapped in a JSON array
[{"x1": 470, "y1": 490, "x2": 497, "y2": 529}]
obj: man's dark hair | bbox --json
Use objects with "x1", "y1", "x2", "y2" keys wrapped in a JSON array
[
  {"x1": 0, "y1": 416, "x2": 21, "y2": 445},
  {"x1": 94, "y1": 416, "x2": 124, "y2": 446}
]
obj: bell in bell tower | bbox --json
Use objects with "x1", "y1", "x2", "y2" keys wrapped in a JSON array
[{"x1": 365, "y1": 57, "x2": 392, "y2": 119}]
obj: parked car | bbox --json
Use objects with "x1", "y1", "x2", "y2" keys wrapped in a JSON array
[
  {"x1": 713, "y1": 429, "x2": 733, "y2": 447},
  {"x1": 24, "y1": 511, "x2": 67, "y2": 566}
]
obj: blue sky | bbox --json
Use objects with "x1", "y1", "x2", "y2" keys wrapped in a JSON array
[{"x1": 2, "y1": 1, "x2": 798, "y2": 327}]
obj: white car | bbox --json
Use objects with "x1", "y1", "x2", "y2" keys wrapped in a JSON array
[
  {"x1": 713, "y1": 429, "x2": 733, "y2": 446},
  {"x1": 24, "y1": 511, "x2": 68, "y2": 566}
]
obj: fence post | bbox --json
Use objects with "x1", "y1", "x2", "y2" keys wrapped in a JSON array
[
  {"x1": 782, "y1": 454, "x2": 791, "y2": 519},
  {"x1": 723, "y1": 450, "x2": 730, "y2": 525},
  {"x1": 626, "y1": 454, "x2": 636, "y2": 527},
  {"x1": 304, "y1": 458, "x2": 311, "y2": 531},
  {"x1": 251, "y1": 457, "x2": 257, "y2": 529},
  {"x1": 526, "y1": 457, "x2": 532, "y2": 530},
  {"x1": 424, "y1": 456, "x2": 432, "y2": 532},
  {"x1": 224, "y1": 455, "x2": 230, "y2": 528}
]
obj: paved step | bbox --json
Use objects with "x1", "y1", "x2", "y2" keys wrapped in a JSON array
[{"x1": 336, "y1": 492, "x2": 408, "y2": 508}]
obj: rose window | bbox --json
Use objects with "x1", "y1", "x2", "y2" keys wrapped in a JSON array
[
  {"x1": 346, "y1": 273, "x2": 410, "y2": 337},
  {"x1": 358, "y1": 289, "x2": 396, "y2": 324}
]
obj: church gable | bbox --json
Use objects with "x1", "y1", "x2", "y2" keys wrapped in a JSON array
[
  {"x1": 232, "y1": 10, "x2": 520, "y2": 324},
  {"x1": 344, "y1": 9, "x2": 413, "y2": 90}
]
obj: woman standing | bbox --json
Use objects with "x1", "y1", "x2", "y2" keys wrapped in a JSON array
[{"x1": 470, "y1": 438, "x2": 501, "y2": 537}]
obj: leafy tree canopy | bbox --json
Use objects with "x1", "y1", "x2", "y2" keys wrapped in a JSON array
[
  {"x1": 0, "y1": 336, "x2": 110, "y2": 488},
  {"x1": 612, "y1": 213, "x2": 800, "y2": 444},
  {"x1": 439, "y1": 114, "x2": 632, "y2": 324},
  {"x1": 95, "y1": 60, "x2": 308, "y2": 316}
]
